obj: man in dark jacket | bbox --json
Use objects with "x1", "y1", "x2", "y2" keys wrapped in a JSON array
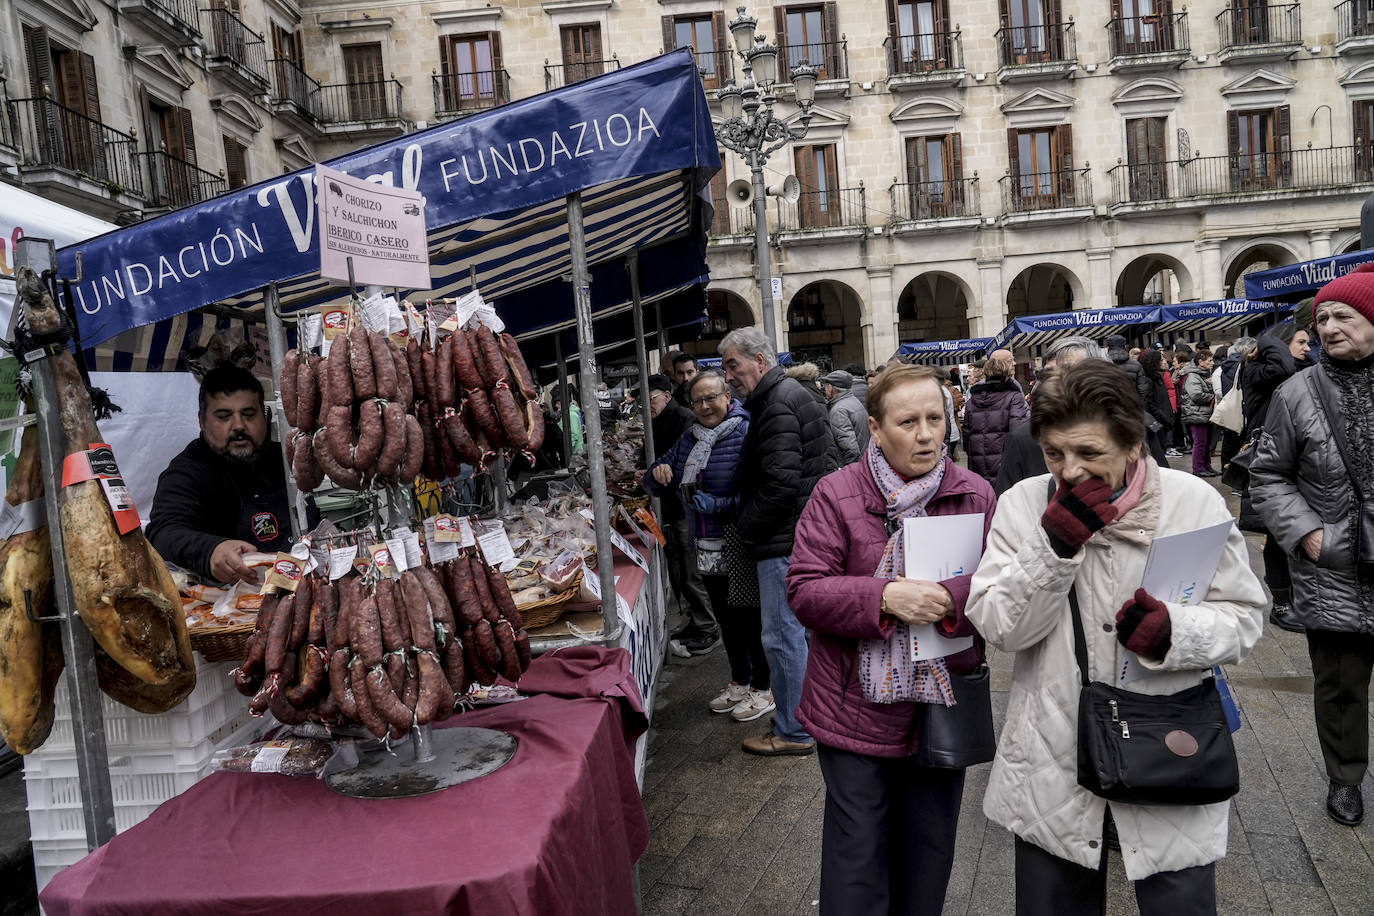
[
  {"x1": 639, "y1": 374, "x2": 718, "y2": 652},
  {"x1": 670, "y1": 352, "x2": 699, "y2": 409},
  {"x1": 721, "y1": 327, "x2": 833, "y2": 757},
  {"x1": 147, "y1": 366, "x2": 318, "y2": 583},
  {"x1": 1106, "y1": 333, "x2": 1153, "y2": 407},
  {"x1": 963, "y1": 354, "x2": 1029, "y2": 483}
]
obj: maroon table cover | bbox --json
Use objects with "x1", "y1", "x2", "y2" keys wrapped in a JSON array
[{"x1": 40, "y1": 647, "x2": 649, "y2": 916}]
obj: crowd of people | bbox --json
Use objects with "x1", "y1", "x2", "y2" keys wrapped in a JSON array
[{"x1": 631, "y1": 265, "x2": 1374, "y2": 915}]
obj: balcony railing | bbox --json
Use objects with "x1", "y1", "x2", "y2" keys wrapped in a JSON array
[
  {"x1": 996, "y1": 19, "x2": 1075, "y2": 66},
  {"x1": 0, "y1": 81, "x2": 14, "y2": 151},
  {"x1": 1109, "y1": 11, "x2": 1189, "y2": 56},
  {"x1": 201, "y1": 7, "x2": 269, "y2": 86},
  {"x1": 709, "y1": 204, "x2": 752, "y2": 237},
  {"x1": 544, "y1": 59, "x2": 620, "y2": 91},
  {"x1": 1108, "y1": 145, "x2": 1374, "y2": 205},
  {"x1": 141, "y1": 149, "x2": 226, "y2": 208},
  {"x1": 269, "y1": 58, "x2": 321, "y2": 121},
  {"x1": 1217, "y1": 2, "x2": 1301, "y2": 48},
  {"x1": 777, "y1": 186, "x2": 866, "y2": 232},
  {"x1": 687, "y1": 48, "x2": 733, "y2": 89},
  {"x1": 7, "y1": 97, "x2": 144, "y2": 196},
  {"x1": 890, "y1": 178, "x2": 980, "y2": 221},
  {"x1": 1337, "y1": 0, "x2": 1374, "y2": 39},
  {"x1": 885, "y1": 31, "x2": 964, "y2": 76},
  {"x1": 126, "y1": 0, "x2": 201, "y2": 36},
  {"x1": 779, "y1": 40, "x2": 848, "y2": 82},
  {"x1": 317, "y1": 80, "x2": 404, "y2": 125},
  {"x1": 433, "y1": 69, "x2": 509, "y2": 118},
  {"x1": 1000, "y1": 168, "x2": 1092, "y2": 214}
]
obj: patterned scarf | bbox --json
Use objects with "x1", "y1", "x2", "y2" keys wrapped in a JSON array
[
  {"x1": 680, "y1": 415, "x2": 744, "y2": 488},
  {"x1": 858, "y1": 441, "x2": 957, "y2": 706}
]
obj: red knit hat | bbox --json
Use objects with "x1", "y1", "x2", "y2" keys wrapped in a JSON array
[{"x1": 1313, "y1": 261, "x2": 1374, "y2": 326}]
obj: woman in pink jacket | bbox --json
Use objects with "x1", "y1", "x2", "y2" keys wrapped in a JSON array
[{"x1": 787, "y1": 364, "x2": 996, "y2": 916}]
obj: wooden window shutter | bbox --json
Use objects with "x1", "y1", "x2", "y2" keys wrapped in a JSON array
[
  {"x1": 949, "y1": 133, "x2": 965, "y2": 208},
  {"x1": 712, "y1": 12, "x2": 729, "y2": 83},
  {"x1": 136, "y1": 87, "x2": 154, "y2": 150},
  {"x1": 1275, "y1": 104, "x2": 1292, "y2": 184},
  {"x1": 905, "y1": 137, "x2": 922, "y2": 185},
  {"x1": 23, "y1": 25, "x2": 53, "y2": 98},
  {"x1": 1056, "y1": 122, "x2": 1074, "y2": 200},
  {"x1": 824, "y1": 2, "x2": 841, "y2": 75},
  {"x1": 179, "y1": 106, "x2": 198, "y2": 166},
  {"x1": 1226, "y1": 109, "x2": 1241, "y2": 169},
  {"x1": 589, "y1": 25, "x2": 603, "y2": 60},
  {"x1": 1126, "y1": 118, "x2": 1143, "y2": 166},
  {"x1": 887, "y1": 0, "x2": 899, "y2": 38},
  {"x1": 662, "y1": 15, "x2": 676, "y2": 51},
  {"x1": 293, "y1": 31, "x2": 303, "y2": 64},
  {"x1": 1355, "y1": 100, "x2": 1369, "y2": 149},
  {"x1": 1006, "y1": 127, "x2": 1020, "y2": 178},
  {"x1": 56, "y1": 51, "x2": 84, "y2": 111},
  {"x1": 774, "y1": 7, "x2": 788, "y2": 50},
  {"x1": 439, "y1": 37, "x2": 452, "y2": 76},
  {"x1": 489, "y1": 32, "x2": 503, "y2": 83},
  {"x1": 78, "y1": 52, "x2": 101, "y2": 121},
  {"x1": 561, "y1": 26, "x2": 576, "y2": 66},
  {"x1": 794, "y1": 145, "x2": 814, "y2": 190}
]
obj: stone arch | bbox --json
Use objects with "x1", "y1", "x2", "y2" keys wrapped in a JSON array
[
  {"x1": 1223, "y1": 238, "x2": 1302, "y2": 298},
  {"x1": 785, "y1": 279, "x2": 865, "y2": 372},
  {"x1": 896, "y1": 271, "x2": 973, "y2": 343},
  {"x1": 1338, "y1": 233, "x2": 1364, "y2": 254},
  {"x1": 1115, "y1": 252, "x2": 1195, "y2": 306},
  {"x1": 683, "y1": 288, "x2": 755, "y2": 359},
  {"x1": 1005, "y1": 262, "x2": 1084, "y2": 319}
]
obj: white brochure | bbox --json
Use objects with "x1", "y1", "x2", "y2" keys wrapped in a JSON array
[{"x1": 901, "y1": 514, "x2": 983, "y2": 661}]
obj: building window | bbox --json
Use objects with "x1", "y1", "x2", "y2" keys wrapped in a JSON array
[
  {"x1": 439, "y1": 33, "x2": 503, "y2": 111},
  {"x1": 22, "y1": 25, "x2": 106, "y2": 175},
  {"x1": 664, "y1": 13, "x2": 728, "y2": 88},
  {"x1": 1227, "y1": 106, "x2": 1290, "y2": 191},
  {"x1": 560, "y1": 24, "x2": 605, "y2": 84},
  {"x1": 343, "y1": 42, "x2": 387, "y2": 120},
  {"x1": 904, "y1": 133, "x2": 965, "y2": 217},
  {"x1": 891, "y1": 0, "x2": 951, "y2": 70},
  {"x1": 1232, "y1": 0, "x2": 1271, "y2": 44},
  {"x1": 1355, "y1": 100, "x2": 1374, "y2": 180},
  {"x1": 222, "y1": 134, "x2": 248, "y2": 189},
  {"x1": 144, "y1": 96, "x2": 201, "y2": 205},
  {"x1": 775, "y1": 3, "x2": 841, "y2": 80},
  {"x1": 709, "y1": 163, "x2": 731, "y2": 235},
  {"x1": 1008, "y1": 124, "x2": 1075, "y2": 209},
  {"x1": 1114, "y1": 0, "x2": 1176, "y2": 54},
  {"x1": 1124, "y1": 116, "x2": 1168, "y2": 201},
  {"x1": 1000, "y1": 0, "x2": 1066, "y2": 62},
  {"x1": 793, "y1": 142, "x2": 841, "y2": 229}
]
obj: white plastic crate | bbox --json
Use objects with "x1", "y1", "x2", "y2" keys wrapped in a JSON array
[{"x1": 32, "y1": 837, "x2": 90, "y2": 898}]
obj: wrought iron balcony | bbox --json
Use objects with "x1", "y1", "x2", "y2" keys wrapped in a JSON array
[
  {"x1": 201, "y1": 7, "x2": 269, "y2": 92},
  {"x1": 708, "y1": 204, "x2": 753, "y2": 238},
  {"x1": 1108, "y1": 11, "x2": 1190, "y2": 70},
  {"x1": 889, "y1": 178, "x2": 981, "y2": 223},
  {"x1": 778, "y1": 40, "x2": 848, "y2": 84},
  {"x1": 1216, "y1": 3, "x2": 1301, "y2": 62},
  {"x1": 544, "y1": 59, "x2": 620, "y2": 91},
  {"x1": 1335, "y1": 0, "x2": 1374, "y2": 53},
  {"x1": 687, "y1": 48, "x2": 733, "y2": 90},
  {"x1": 996, "y1": 18, "x2": 1076, "y2": 76},
  {"x1": 141, "y1": 149, "x2": 227, "y2": 208},
  {"x1": 1107, "y1": 145, "x2": 1374, "y2": 211},
  {"x1": 268, "y1": 58, "x2": 321, "y2": 126},
  {"x1": 777, "y1": 186, "x2": 866, "y2": 234},
  {"x1": 1000, "y1": 168, "x2": 1092, "y2": 215},
  {"x1": 317, "y1": 80, "x2": 404, "y2": 130},
  {"x1": 7, "y1": 97, "x2": 144, "y2": 198},
  {"x1": 118, "y1": 0, "x2": 201, "y2": 44},
  {"x1": 884, "y1": 31, "x2": 965, "y2": 87},
  {"x1": 433, "y1": 69, "x2": 509, "y2": 119}
]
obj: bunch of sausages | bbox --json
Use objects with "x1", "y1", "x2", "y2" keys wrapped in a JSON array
[
  {"x1": 229, "y1": 555, "x2": 531, "y2": 740},
  {"x1": 280, "y1": 321, "x2": 545, "y2": 494}
]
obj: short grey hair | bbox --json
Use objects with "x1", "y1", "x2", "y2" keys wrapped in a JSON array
[
  {"x1": 718, "y1": 327, "x2": 777, "y2": 368},
  {"x1": 1045, "y1": 335, "x2": 1106, "y2": 363},
  {"x1": 1228, "y1": 336, "x2": 1256, "y2": 359}
]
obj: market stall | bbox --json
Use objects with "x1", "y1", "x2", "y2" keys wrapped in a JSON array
[
  {"x1": 892, "y1": 337, "x2": 994, "y2": 366},
  {"x1": 4, "y1": 47, "x2": 718, "y2": 908},
  {"x1": 988, "y1": 305, "x2": 1163, "y2": 356},
  {"x1": 1149, "y1": 298, "x2": 1292, "y2": 346}
]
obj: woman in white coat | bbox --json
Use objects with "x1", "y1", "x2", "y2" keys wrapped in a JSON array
[{"x1": 967, "y1": 361, "x2": 1266, "y2": 916}]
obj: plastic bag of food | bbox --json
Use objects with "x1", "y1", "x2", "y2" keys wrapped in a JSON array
[
  {"x1": 539, "y1": 549, "x2": 582, "y2": 593},
  {"x1": 211, "y1": 738, "x2": 356, "y2": 778}
]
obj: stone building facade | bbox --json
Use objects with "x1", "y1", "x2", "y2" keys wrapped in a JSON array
[{"x1": 1, "y1": 0, "x2": 1369, "y2": 369}]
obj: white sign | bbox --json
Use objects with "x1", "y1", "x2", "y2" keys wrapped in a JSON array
[
  {"x1": 902, "y1": 514, "x2": 982, "y2": 661},
  {"x1": 770, "y1": 276, "x2": 783, "y2": 303},
  {"x1": 316, "y1": 163, "x2": 431, "y2": 290}
]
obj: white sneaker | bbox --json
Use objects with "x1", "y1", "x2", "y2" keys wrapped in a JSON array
[
  {"x1": 709, "y1": 683, "x2": 749, "y2": 714},
  {"x1": 730, "y1": 689, "x2": 776, "y2": 723}
]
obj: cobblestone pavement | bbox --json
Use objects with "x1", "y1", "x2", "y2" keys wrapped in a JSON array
[{"x1": 639, "y1": 474, "x2": 1374, "y2": 916}]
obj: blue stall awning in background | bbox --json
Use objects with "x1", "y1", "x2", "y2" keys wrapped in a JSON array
[
  {"x1": 696, "y1": 352, "x2": 792, "y2": 369},
  {"x1": 1149, "y1": 298, "x2": 1292, "y2": 345},
  {"x1": 60, "y1": 48, "x2": 719, "y2": 371},
  {"x1": 990, "y1": 306, "x2": 1161, "y2": 354},
  {"x1": 1243, "y1": 249, "x2": 1374, "y2": 303},
  {"x1": 895, "y1": 338, "x2": 994, "y2": 365}
]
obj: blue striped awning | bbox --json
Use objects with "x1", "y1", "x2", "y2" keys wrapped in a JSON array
[
  {"x1": 895, "y1": 338, "x2": 994, "y2": 366},
  {"x1": 1154, "y1": 299, "x2": 1288, "y2": 332},
  {"x1": 990, "y1": 306, "x2": 1161, "y2": 355},
  {"x1": 1244, "y1": 248, "x2": 1374, "y2": 302},
  {"x1": 696, "y1": 352, "x2": 792, "y2": 369}
]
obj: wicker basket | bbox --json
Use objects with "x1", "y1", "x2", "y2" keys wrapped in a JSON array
[
  {"x1": 515, "y1": 571, "x2": 583, "y2": 630},
  {"x1": 188, "y1": 624, "x2": 254, "y2": 663}
]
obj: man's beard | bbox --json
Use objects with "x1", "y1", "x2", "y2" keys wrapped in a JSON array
[{"x1": 220, "y1": 436, "x2": 262, "y2": 465}]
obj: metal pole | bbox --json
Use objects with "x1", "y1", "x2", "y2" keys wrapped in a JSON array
[
  {"x1": 263, "y1": 283, "x2": 307, "y2": 538},
  {"x1": 554, "y1": 336, "x2": 573, "y2": 467},
  {"x1": 627, "y1": 255, "x2": 661, "y2": 522},
  {"x1": 568, "y1": 193, "x2": 620, "y2": 639},
  {"x1": 654, "y1": 300, "x2": 665, "y2": 367},
  {"x1": 751, "y1": 149, "x2": 778, "y2": 352},
  {"x1": 30, "y1": 350, "x2": 117, "y2": 849}
]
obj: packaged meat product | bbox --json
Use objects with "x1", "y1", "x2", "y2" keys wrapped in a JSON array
[
  {"x1": 211, "y1": 738, "x2": 354, "y2": 778},
  {"x1": 538, "y1": 550, "x2": 582, "y2": 593}
]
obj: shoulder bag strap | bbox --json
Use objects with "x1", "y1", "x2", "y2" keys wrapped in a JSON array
[
  {"x1": 1306, "y1": 367, "x2": 1365, "y2": 504},
  {"x1": 1047, "y1": 477, "x2": 1092, "y2": 687}
]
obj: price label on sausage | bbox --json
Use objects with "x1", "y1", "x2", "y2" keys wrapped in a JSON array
[
  {"x1": 422, "y1": 517, "x2": 461, "y2": 564},
  {"x1": 392, "y1": 527, "x2": 423, "y2": 569},
  {"x1": 328, "y1": 544, "x2": 358, "y2": 580},
  {"x1": 61, "y1": 443, "x2": 139, "y2": 535},
  {"x1": 432, "y1": 514, "x2": 475, "y2": 545},
  {"x1": 368, "y1": 543, "x2": 396, "y2": 578},
  {"x1": 263, "y1": 553, "x2": 304, "y2": 593},
  {"x1": 383, "y1": 536, "x2": 409, "y2": 574}
]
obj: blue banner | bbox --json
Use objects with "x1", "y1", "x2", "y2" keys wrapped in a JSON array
[
  {"x1": 1155, "y1": 298, "x2": 1284, "y2": 327},
  {"x1": 1243, "y1": 248, "x2": 1374, "y2": 302},
  {"x1": 896, "y1": 338, "x2": 993, "y2": 363},
  {"x1": 991, "y1": 306, "x2": 1161, "y2": 351},
  {"x1": 59, "y1": 49, "x2": 720, "y2": 349}
]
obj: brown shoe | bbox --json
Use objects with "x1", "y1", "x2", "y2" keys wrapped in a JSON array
[{"x1": 741, "y1": 731, "x2": 816, "y2": 757}]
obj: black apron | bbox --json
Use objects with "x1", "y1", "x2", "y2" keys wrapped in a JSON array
[{"x1": 232, "y1": 473, "x2": 293, "y2": 553}]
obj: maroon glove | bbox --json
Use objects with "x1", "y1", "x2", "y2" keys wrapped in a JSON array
[
  {"x1": 1040, "y1": 479, "x2": 1119, "y2": 558},
  {"x1": 1115, "y1": 588, "x2": 1172, "y2": 661}
]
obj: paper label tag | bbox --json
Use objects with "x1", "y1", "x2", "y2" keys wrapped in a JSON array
[
  {"x1": 292, "y1": 540, "x2": 318, "y2": 577},
  {"x1": 250, "y1": 741, "x2": 291, "y2": 773},
  {"x1": 263, "y1": 553, "x2": 304, "y2": 593},
  {"x1": 0, "y1": 497, "x2": 44, "y2": 539},
  {"x1": 308, "y1": 540, "x2": 330, "y2": 578},
  {"x1": 369, "y1": 543, "x2": 396, "y2": 578},
  {"x1": 317, "y1": 303, "x2": 352, "y2": 340},
  {"x1": 394, "y1": 527, "x2": 423, "y2": 569},
  {"x1": 432, "y1": 514, "x2": 472, "y2": 544},
  {"x1": 423, "y1": 517, "x2": 461, "y2": 564},
  {"x1": 634, "y1": 508, "x2": 667, "y2": 547},
  {"x1": 328, "y1": 545, "x2": 357, "y2": 580},
  {"x1": 609, "y1": 528, "x2": 650, "y2": 572},
  {"x1": 581, "y1": 561, "x2": 600, "y2": 598},
  {"x1": 475, "y1": 521, "x2": 516, "y2": 570},
  {"x1": 61, "y1": 444, "x2": 140, "y2": 535},
  {"x1": 618, "y1": 505, "x2": 654, "y2": 552},
  {"x1": 298, "y1": 313, "x2": 324, "y2": 352}
]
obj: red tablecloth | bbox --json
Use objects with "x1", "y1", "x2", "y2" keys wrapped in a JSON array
[{"x1": 40, "y1": 647, "x2": 649, "y2": 916}]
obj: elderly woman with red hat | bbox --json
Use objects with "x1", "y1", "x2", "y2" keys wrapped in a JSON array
[{"x1": 1250, "y1": 262, "x2": 1374, "y2": 828}]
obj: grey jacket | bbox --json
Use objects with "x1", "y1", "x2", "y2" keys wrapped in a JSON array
[
  {"x1": 1249, "y1": 367, "x2": 1369, "y2": 633},
  {"x1": 1178, "y1": 364, "x2": 1215, "y2": 426},
  {"x1": 827, "y1": 389, "x2": 870, "y2": 465}
]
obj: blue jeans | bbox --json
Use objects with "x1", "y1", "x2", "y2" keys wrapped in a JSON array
[{"x1": 757, "y1": 556, "x2": 812, "y2": 744}]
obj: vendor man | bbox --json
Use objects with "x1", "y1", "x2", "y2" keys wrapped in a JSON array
[{"x1": 147, "y1": 366, "x2": 317, "y2": 583}]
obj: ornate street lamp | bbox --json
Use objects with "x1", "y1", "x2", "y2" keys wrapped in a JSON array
[{"x1": 714, "y1": 5, "x2": 817, "y2": 352}]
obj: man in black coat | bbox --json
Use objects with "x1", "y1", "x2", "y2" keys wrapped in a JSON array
[
  {"x1": 147, "y1": 366, "x2": 318, "y2": 583},
  {"x1": 720, "y1": 328, "x2": 834, "y2": 757}
]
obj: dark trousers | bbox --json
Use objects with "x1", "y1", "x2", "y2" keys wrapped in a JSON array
[
  {"x1": 1261, "y1": 535, "x2": 1292, "y2": 598},
  {"x1": 665, "y1": 518, "x2": 715, "y2": 635},
  {"x1": 702, "y1": 574, "x2": 769, "y2": 690},
  {"x1": 1014, "y1": 833, "x2": 1216, "y2": 916},
  {"x1": 1307, "y1": 629, "x2": 1374, "y2": 785},
  {"x1": 816, "y1": 743, "x2": 964, "y2": 916},
  {"x1": 1219, "y1": 429, "x2": 1242, "y2": 470}
]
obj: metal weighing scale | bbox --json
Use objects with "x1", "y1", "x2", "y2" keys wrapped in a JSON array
[{"x1": 326, "y1": 724, "x2": 517, "y2": 799}]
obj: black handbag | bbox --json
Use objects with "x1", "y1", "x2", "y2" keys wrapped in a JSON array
[
  {"x1": 915, "y1": 664, "x2": 997, "y2": 769},
  {"x1": 1068, "y1": 584, "x2": 1240, "y2": 806},
  {"x1": 1307, "y1": 368, "x2": 1374, "y2": 568}
]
